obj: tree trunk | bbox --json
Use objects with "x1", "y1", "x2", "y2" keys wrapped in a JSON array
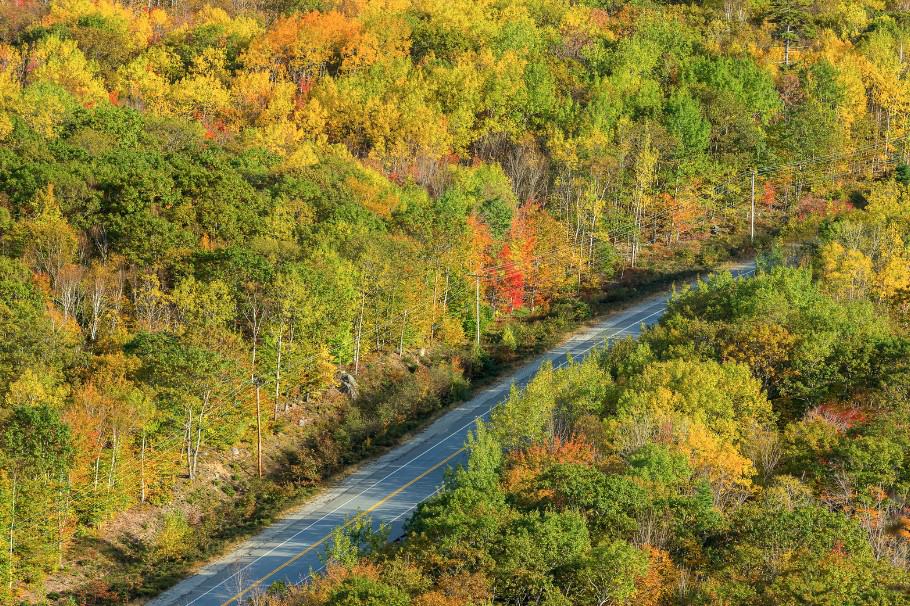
[
  {"x1": 353, "y1": 292, "x2": 366, "y2": 374},
  {"x1": 107, "y1": 428, "x2": 118, "y2": 489},
  {"x1": 93, "y1": 454, "x2": 100, "y2": 490},
  {"x1": 8, "y1": 474, "x2": 16, "y2": 592},
  {"x1": 191, "y1": 391, "x2": 209, "y2": 478},
  {"x1": 140, "y1": 432, "x2": 146, "y2": 504},
  {"x1": 255, "y1": 383, "x2": 263, "y2": 479},
  {"x1": 273, "y1": 331, "x2": 283, "y2": 420},
  {"x1": 399, "y1": 310, "x2": 407, "y2": 357},
  {"x1": 784, "y1": 25, "x2": 791, "y2": 66},
  {"x1": 185, "y1": 409, "x2": 194, "y2": 480}
]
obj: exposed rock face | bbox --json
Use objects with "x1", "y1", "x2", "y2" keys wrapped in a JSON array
[{"x1": 338, "y1": 371, "x2": 359, "y2": 399}]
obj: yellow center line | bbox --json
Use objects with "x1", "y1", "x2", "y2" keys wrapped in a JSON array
[
  {"x1": 220, "y1": 446, "x2": 466, "y2": 606},
  {"x1": 217, "y1": 262, "x2": 756, "y2": 606}
]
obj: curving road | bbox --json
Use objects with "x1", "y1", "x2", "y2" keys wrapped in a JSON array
[{"x1": 146, "y1": 261, "x2": 755, "y2": 606}]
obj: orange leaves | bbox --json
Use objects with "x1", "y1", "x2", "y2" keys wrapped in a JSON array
[
  {"x1": 763, "y1": 180, "x2": 777, "y2": 209},
  {"x1": 664, "y1": 190, "x2": 701, "y2": 244},
  {"x1": 634, "y1": 546, "x2": 679, "y2": 606},
  {"x1": 896, "y1": 516, "x2": 910, "y2": 540},
  {"x1": 294, "y1": 562, "x2": 383, "y2": 606},
  {"x1": 413, "y1": 572, "x2": 492, "y2": 606},
  {"x1": 243, "y1": 11, "x2": 367, "y2": 84},
  {"x1": 467, "y1": 212, "x2": 494, "y2": 274},
  {"x1": 503, "y1": 435, "x2": 596, "y2": 502}
]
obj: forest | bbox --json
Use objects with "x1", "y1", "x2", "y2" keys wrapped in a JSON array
[
  {"x1": 0, "y1": 0, "x2": 908, "y2": 603},
  {"x1": 282, "y1": 187, "x2": 910, "y2": 604}
]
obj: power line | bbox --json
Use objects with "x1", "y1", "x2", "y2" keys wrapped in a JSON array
[{"x1": 63, "y1": 140, "x2": 904, "y2": 504}]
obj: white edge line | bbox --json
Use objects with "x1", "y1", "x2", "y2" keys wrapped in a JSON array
[{"x1": 182, "y1": 264, "x2": 755, "y2": 603}]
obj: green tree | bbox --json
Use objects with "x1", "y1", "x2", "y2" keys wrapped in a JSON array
[
  {"x1": 326, "y1": 576, "x2": 410, "y2": 606},
  {"x1": 0, "y1": 405, "x2": 74, "y2": 598}
]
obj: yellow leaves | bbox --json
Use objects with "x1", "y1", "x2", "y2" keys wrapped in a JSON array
[
  {"x1": 722, "y1": 322, "x2": 796, "y2": 387},
  {"x1": 312, "y1": 67, "x2": 452, "y2": 166},
  {"x1": 865, "y1": 180, "x2": 910, "y2": 225},
  {"x1": 561, "y1": 4, "x2": 601, "y2": 41},
  {"x1": 608, "y1": 359, "x2": 772, "y2": 505},
  {"x1": 115, "y1": 49, "x2": 175, "y2": 115},
  {"x1": 817, "y1": 1, "x2": 878, "y2": 39},
  {"x1": 17, "y1": 83, "x2": 75, "y2": 139},
  {"x1": 682, "y1": 422, "x2": 755, "y2": 494},
  {"x1": 345, "y1": 171, "x2": 397, "y2": 217},
  {"x1": 5, "y1": 368, "x2": 68, "y2": 410},
  {"x1": 819, "y1": 226, "x2": 909, "y2": 304},
  {"x1": 477, "y1": 49, "x2": 528, "y2": 137},
  {"x1": 296, "y1": 95, "x2": 330, "y2": 142},
  {"x1": 816, "y1": 37, "x2": 868, "y2": 133},
  {"x1": 149, "y1": 7, "x2": 169, "y2": 29},
  {"x1": 18, "y1": 184, "x2": 79, "y2": 285},
  {"x1": 132, "y1": 271, "x2": 168, "y2": 332},
  {"x1": 279, "y1": 142, "x2": 320, "y2": 172},
  {"x1": 410, "y1": 0, "x2": 497, "y2": 50},
  {"x1": 0, "y1": 47, "x2": 17, "y2": 139},
  {"x1": 230, "y1": 70, "x2": 295, "y2": 127},
  {"x1": 355, "y1": 0, "x2": 413, "y2": 62},
  {"x1": 44, "y1": 0, "x2": 130, "y2": 27},
  {"x1": 819, "y1": 241, "x2": 874, "y2": 301},
  {"x1": 877, "y1": 239, "x2": 910, "y2": 302},
  {"x1": 190, "y1": 47, "x2": 229, "y2": 82},
  {"x1": 301, "y1": 344, "x2": 339, "y2": 396},
  {"x1": 858, "y1": 30, "x2": 910, "y2": 118},
  {"x1": 0, "y1": 44, "x2": 22, "y2": 109},
  {"x1": 27, "y1": 36, "x2": 107, "y2": 104},
  {"x1": 171, "y1": 276, "x2": 236, "y2": 333},
  {"x1": 44, "y1": 0, "x2": 152, "y2": 52},
  {"x1": 193, "y1": 6, "x2": 263, "y2": 43},
  {"x1": 169, "y1": 74, "x2": 231, "y2": 122},
  {"x1": 0, "y1": 112, "x2": 11, "y2": 140},
  {"x1": 436, "y1": 316, "x2": 467, "y2": 346}
]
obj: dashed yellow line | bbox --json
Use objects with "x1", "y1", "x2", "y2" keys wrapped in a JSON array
[{"x1": 219, "y1": 446, "x2": 466, "y2": 606}]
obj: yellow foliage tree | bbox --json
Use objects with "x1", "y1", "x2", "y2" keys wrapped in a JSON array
[
  {"x1": 26, "y1": 36, "x2": 107, "y2": 104},
  {"x1": 819, "y1": 241, "x2": 875, "y2": 301}
]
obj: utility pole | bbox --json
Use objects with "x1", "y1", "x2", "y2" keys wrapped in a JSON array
[
  {"x1": 474, "y1": 274, "x2": 481, "y2": 349},
  {"x1": 750, "y1": 168, "x2": 756, "y2": 242},
  {"x1": 253, "y1": 376, "x2": 263, "y2": 479}
]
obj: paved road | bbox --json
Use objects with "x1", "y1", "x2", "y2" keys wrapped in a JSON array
[{"x1": 147, "y1": 261, "x2": 755, "y2": 606}]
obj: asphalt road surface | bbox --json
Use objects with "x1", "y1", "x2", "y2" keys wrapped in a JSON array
[{"x1": 147, "y1": 260, "x2": 756, "y2": 606}]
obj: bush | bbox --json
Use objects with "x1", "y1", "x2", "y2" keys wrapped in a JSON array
[{"x1": 152, "y1": 511, "x2": 194, "y2": 562}]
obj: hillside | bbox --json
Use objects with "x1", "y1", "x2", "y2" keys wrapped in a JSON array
[
  {"x1": 279, "y1": 189, "x2": 910, "y2": 605},
  {"x1": 0, "y1": 0, "x2": 909, "y2": 603}
]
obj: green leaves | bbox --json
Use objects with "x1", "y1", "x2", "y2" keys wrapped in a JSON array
[{"x1": 1, "y1": 405, "x2": 74, "y2": 478}]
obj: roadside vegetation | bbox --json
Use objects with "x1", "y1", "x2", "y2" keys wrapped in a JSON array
[
  {"x1": 0, "y1": 0, "x2": 909, "y2": 602},
  {"x1": 280, "y1": 179, "x2": 910, "y2": 606}
]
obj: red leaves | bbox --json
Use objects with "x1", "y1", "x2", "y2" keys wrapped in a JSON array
[
  {"x1": 498, "y1": 243, "x2": 524, "y2": 312},
  {"x1": 298, "y1": 75, "x2": 314, "y2": 96},
  {"x1": 811, "y1": 403, "x2": 869, "y2": 431}
]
